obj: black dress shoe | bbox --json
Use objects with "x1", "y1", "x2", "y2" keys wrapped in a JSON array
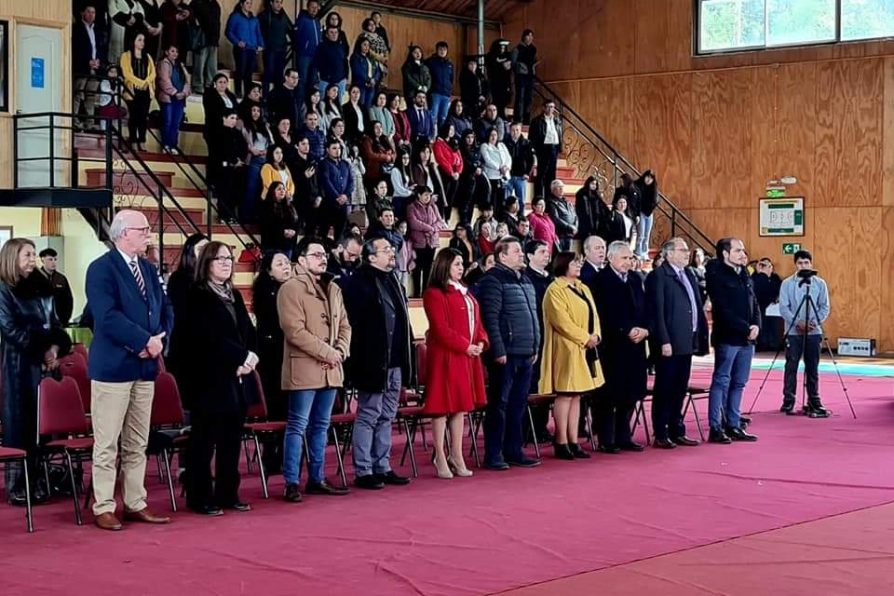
[
  {"x1": 727, "y1": 427, "x2": 758, "y2": 442},
  {"x1": 354, "y1": 475, "x2": 386, "y2": 490},
  {"x1": 507, "y1": 456, "x2": 542, "y2": 467},
  {"x1": 375, "y1": 471, "x2": 411, "y2": 486},
  {"x1": 224, "y1": 501, "x2": 252, "y2": 512},
  {"x1": 306, "y1": 480, "x2": 350, "y2": 496},
  {"x1": 740, "y1": 414, "x2": 752, "y2": 425},
  {"x1": 780, "y1": 403, "x2": 796, "y2": 415},
  {"x1": 672, "y1": 436, "x2": 700, "y2": 447},
  {"x1": 484, "y1": 460, "x2": 510, "y2": 471},
  {"x1": 190, "y1": 504, "x2": 224, "y2": 516},
  {"x1": 7, "y1": 488, "x2": 29, "y2": 507},
  {"x1": 284, "y1": 483, "x2": 303, "y2": 503},
  {"x1": 596, "y1": 444, "x2": 621, "y2": 454},
  {"x1": 569, "y1": 443, "x2": 591, "y2": 459},
  {"x1": 708, "y1": 429, "x2": 732, "y2": 444},
  {"x1": 653, "y1": 438, "x2": 677, "y2": 449},
  {"x1": 617, "y1": 442, "x2": 645, "y2": 452},
  {"x1": 553, "y1": 443, "x2": 575, "y2": 460}
]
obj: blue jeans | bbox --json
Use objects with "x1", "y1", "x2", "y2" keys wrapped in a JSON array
[
  {"x1": 636, "y1": 213, "x2": 653, "y2": 257},
  {"x1": 352, "y1": 368, "x2": 401, "y2": 477},
  {"x1": 430, "y1": 93, "x2": 451, "y2": 128},
  {"x1": 358, "y1": 84, "x2": 376, "y2": 109},
  {"x1": 708, "y1": 344, "x2": 754, "y2": 430},
  {"x1": 507, "y1": 176, "x2": 527, "y2": 213},
  {"x1": 318, "y1": 79, "x2": 346, "y2": 104},
  {"x1": 160, "y1": 100, "x2": 185, "y2": 148},
  {"x1": 485, "y1": 355, "x2": 534, "y2": 464},
  {"x1": 233, "y1": 47, "x2": 258, "y2": 97},
  {"x1": 263, "y1": 49, "x2": 288, "y2": 96},
  {"x1": 295, "y1": 55, "x2": 316, "y2": 100},
  {"x1": 282, "y1": 388, "x2": 337, "y2": 485}
]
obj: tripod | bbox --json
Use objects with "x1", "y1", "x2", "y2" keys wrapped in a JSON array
[{"x1": 747, "y1": 277, "x2": 856, "y2": 419}]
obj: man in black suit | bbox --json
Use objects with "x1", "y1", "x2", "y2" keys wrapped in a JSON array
[
  {"x1": 579, "y1": 235, "x2": 606, "y2": 292},
  {"x1": 591, "y1": 241, "x2": 649, "y2": 452},
  {"x1": 645, "y1": 237, "x2": 709, "y2": 449},
  {"x1": 407, "y1": 90, "x2": 435, "y2": 143},
  {"x1": 523, "y1": 239, "x2": 554, "y2": 443},
  {"x1": 73, "y1": 4, "x2": 106, "y2": 130}
]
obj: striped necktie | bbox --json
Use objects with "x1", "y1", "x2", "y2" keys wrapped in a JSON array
[{"x1": 130, "y1": 258, "x2": 147, "y2": 298}]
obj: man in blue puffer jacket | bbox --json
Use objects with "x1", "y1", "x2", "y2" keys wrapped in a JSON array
[
  {"x1": 292, "y1": 0, "x2": 321, "y2": 100},
  {"x1": 425, "y1": 41, "x2": 454, "y2": 128},
  {"x1": 225, "y1": 0, "x2": 264, "y2": 98},
  {"x1": 477, "y1": 236, "x2": 542, "y2": 470},
  {"x1": 313, "y1": 26, "x2": 349, "y2": 104}
]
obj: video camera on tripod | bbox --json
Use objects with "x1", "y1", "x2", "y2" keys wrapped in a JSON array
[{"x1": 797, "y1": 269, "x2": 818, "y2": 286}]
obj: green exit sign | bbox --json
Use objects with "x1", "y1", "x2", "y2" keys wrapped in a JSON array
[
  {"x1": 782, "y1": 243, "x2": 801, "y2": 255},
  {"x1": 766, "y1": 189, "x2": 786, "y2": 198}
]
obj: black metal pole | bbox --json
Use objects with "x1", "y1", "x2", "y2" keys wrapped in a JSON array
[{"x1": 49, "y1": 117, "x2": 55, "y2": 187}]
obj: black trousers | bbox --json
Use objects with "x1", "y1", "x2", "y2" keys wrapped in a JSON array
[
  {"x1": 317, "y1": 203, "x2": 347, "y2": 241},
  {"x1": 783, "y1": 334, "x2": 822, "y2": 407},
  {"x1": 126, "y1": 89, "x2": 151, "y2": 144},
  {"x1": 535, "y1": 145, "x2": 559, "y2": 198},
  {"x1": 592, "y1": 396, "x2": 635, "y2": 448},
  {"x1": 186, "y1": 408, "x2": 244, "y2": 508},
  {"x1": 651, "y1": 354, "x2": 693, "y2": 441},
  {"x1": 412, "y1": 246, "x2": 435, "y2": 297}
]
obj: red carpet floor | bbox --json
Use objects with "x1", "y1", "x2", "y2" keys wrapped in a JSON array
[{"x1": 1, "y1": 366, "x2": 892, "y2": 596}]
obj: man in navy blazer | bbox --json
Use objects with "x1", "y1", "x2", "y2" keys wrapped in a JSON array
[
  {"x1": 406, "y1": 90, "x2": 435, "y2": 143},
  {"x1": 591, "y1": 241, "x2": 650, "y2": 452},
  {"x1": 73, "y1": 4, "x2": 107, "y2": 129},
  {"x1": 86, "y1": 210, "x2": 173, "y2": 531},
  {"x1": 645, "y1": 237, "x2": 709, "y2": 449}
]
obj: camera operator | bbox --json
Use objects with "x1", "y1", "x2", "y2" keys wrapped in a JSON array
[{"x1": 778, "y1": 249, "x2": 831, "y2": 417}]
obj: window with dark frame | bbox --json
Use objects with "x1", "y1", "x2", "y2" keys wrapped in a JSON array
[{"x1": 695, "y1": 0, "x2": 894, "y2": 55}]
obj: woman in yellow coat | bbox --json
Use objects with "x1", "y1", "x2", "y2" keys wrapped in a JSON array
[
  {"x1": 119, "y1": 33, "x2": 156, "y2": 152},
  {"x1": 539, "y1": 251, "x2": 605, "y2": 460}
]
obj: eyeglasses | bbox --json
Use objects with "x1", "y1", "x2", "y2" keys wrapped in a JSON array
[
  {"x1": 126, "y1": 226, "x2": 151, "y2": 234},
  {"x1": 375, "y1": 246, "x2": 396, "y2": 254},
  {"x1": 213, "y1": 256, "x2": 234, "y2": 262},
  {"x1": 304, "y1": 251, "x2": 327, "y2": 259},
  {"x1": 674, "y1": 247, "x2": 691, "y2": 253}
]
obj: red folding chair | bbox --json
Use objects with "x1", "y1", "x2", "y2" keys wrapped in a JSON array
[
  {"x1": 37, "y1": 376, "x2": 93, "y2": 526},
  {"x1": 149, "y1": 372, "x2": 186, "y2": 511},
  {"x1": 242, "y1": 371, "x2": 285, "y2": 499},
  {"x1": 0, "y1": 447, "x2": 34, "y2": 532},
  {"x1": 58, "y1": 352, "x2": 92, "y2": 415},
  {"x1": 72, "y1": 343, "x2": 88, "y2": 360}
]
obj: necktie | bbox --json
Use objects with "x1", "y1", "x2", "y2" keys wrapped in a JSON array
[
  {"x1": 130, "y1": 259, "x2": 147, "y2": 298},
  {"x1": 677, "y1": 268, "x2": 697, "y2": 332}
]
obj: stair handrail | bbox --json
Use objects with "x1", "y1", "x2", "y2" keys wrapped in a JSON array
[{"x1": 532, "y1": 76, "x2": 716, "y2": 254}]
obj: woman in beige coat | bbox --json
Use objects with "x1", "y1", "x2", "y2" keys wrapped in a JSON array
[
  {"x1": 277, "y1": 238, "x2": 351, "y2": 503},
  {"x1": 539, "y1": 252, "x2": 605, "y2": 460}
]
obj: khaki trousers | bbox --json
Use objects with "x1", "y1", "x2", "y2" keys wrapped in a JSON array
[{"x1": 90, "y1": 380, "x2": 154, "y2": 516}]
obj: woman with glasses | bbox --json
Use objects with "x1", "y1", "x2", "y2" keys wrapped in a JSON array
[
  {"x1": 184, "y1": 242, "x2": 258, "y2": 516},
  {"x1": 539, "y1": 252, "x2": 605, "y2": 460}
]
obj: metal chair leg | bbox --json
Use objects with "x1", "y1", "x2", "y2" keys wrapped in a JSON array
[
  {"x1": 243, "y1": 439, "x2": 253, "y2": 473},
  {"x1": 21, "y1": 458, "x2": 34, "y2": 533},
  {"x1": 402, "y1": 419, "x2": 418, "y2": 478},
  {"x1": 161, "y1": 449, "x2": 177, "y2": 512},
  {"x1": 526, "y1": 406, "x2": 541, "y2": 459},
  {"x1": 687, "y1": 394, "x2": 706, "y2": 441},
  {"x1": 330, "y1": 427, "x2": 348, "y2": 489},
  {"x1": 253, "y1": 435, "x2": 269, "y2": 499},
  {"x1": 641, "y1": 401, "x2": 652, "y2": 444},
  {"x1": 466, "y1": 413, "x2": 481, "y2": 468},
  {"x1": 64, "y1": 452, "x2": 82, "y2": 526},
  {"x1": 585, "y1": 405, "x2": 598, "y2": 451},
  {"x1": 156, "y1": 454, "x2": 164, "y2": 482},
  {"x1": 400, "y1": 418, "x2": 417, "y2": 467}
]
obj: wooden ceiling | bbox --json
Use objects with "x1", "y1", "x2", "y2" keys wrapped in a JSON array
[{"x1": 360, "y1": 0, "x2": 525, "y2": 22}]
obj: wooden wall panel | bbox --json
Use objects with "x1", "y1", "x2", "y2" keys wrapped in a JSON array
[
  {"x1": 880, "y1": 207, "x2": 894, "y2": 350},
  {"x1": 884, "y1": 57, "x2": 894, "y2": 207},
  {"x1": 814, "y1": 60, "x2": 883, "y2": 207},
  {"x1": 691, "y1": 69, "x2": 754, "y2": 210},
  {"x1": 633, "y1": 0, "x2": 692, "y2": 74},
  {"x1": 574, "y1": 78, "x2": 636, "y2": 165},
  {"x1": 632, "y1": 73, "x2": 693, "y2": 209}
]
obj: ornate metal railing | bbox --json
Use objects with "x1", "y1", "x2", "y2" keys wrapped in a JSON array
[{"x1": 532, "y1": 77, "x2": 715, "y2": 255}]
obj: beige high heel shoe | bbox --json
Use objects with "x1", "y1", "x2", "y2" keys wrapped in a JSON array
[
  {"x1": 447, "y1": 456, "x2": 473, "y2": 477},
  {"x1": 432, "y1": 453, "x2": 454, "y2": 479}
]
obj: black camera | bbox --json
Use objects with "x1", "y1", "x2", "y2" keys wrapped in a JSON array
[{"x1": 797, "y1": 269, "x2": 818, "y2": 286}]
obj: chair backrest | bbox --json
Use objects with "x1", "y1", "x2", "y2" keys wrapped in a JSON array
[
  {"x1": 415, "y1": 340, "x2": 428, "y2": 386},
  {"x1": 72, "y1": 343, "x2": 88, "y2": 359},
  {"x1": 58, "y1": 353, "x2": 92, "y2": 414},
  {"x1": 151, "y1": 372, "x2": 185, "y2": 427},
  {"x1": 38, "y1": 376, "x2": 89, "y2": 437},
  {"x1": 244, "y1": 370, "x2": 268, "y2": 420}
]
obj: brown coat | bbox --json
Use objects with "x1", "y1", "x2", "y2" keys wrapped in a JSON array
[{"x1": 277, "y1": 265, "x2": 352, "y2": 391}]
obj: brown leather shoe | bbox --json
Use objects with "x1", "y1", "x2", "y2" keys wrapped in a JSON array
[
  {"x1": 94, "y1": 512, "x2": 123, "y2": 531},
  {"x1": 123, "y1": 507, "x2": 171, "y2": 524}
]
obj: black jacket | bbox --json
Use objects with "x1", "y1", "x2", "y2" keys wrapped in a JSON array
[
  {"x1": 592, "y1": 266, "x2": 648, "y2": 403},
  {"x1": 191, "y1": 0, "x2": 221, "y2": 46},
  {"x1": 706, "y1": 261, "x2": 761, "y2": 347},
  {"x1": 73, "y1": 20, "x2": 106, "y2": 76},
  {"x1": 645, "y1": 263, "x2": 709, "y2": 357},
  {"x1": 258, "y1": 7, "x2": 292, "y2": 52},
  {"x1": 341, "y1": 265, "x2": 413, "y2": 392},
  {"x1": 459, "y1": 69, "x2": 488, "y2": 115},
  {"x1": 477, "y1": 264, "x2": 540, "y2": 359},
  {"x1": 365, "y1": 221, "x2": 404, "y2": 253},
  {"x1": 546, "y1": 195, "x2": 578, "y2": 239},
  {"x1": 40, "y1": 268, "x2": 74, "y2": 327},
  {"x1": 635, "y1": 172, "x2": 659, "y2": 216},
  {"x1": 528, "y1": 114, "x2": 563, "y2": 149},
  {"x1": 260, "y1": 199, "x2": 299, "y2": 254},
  {"x1": 251, "y1": 273, "x2": 286, "y2": 417},
  {"x1": 504, "y1": 134, "x2": 536, "y2": 178},
  {"x1": 164, "y1": 267, "x2": 194, "y2": 406},
  {"x1": 202, "y1": 89, "x2": 239, "y2": 139},
  {"x1": 267, "y1": 83, "x2": 302, "y2": 130},
  {"x1": 184, "y1": 284, "x2": 257, "y2": 414},
  {"x1": 603, "y1": 211, "x2": 629, "y2": 246},
  {"x1": 751, "y1": 271, "x2": 782, "y2": 310},
  {"x1": 575, "y1": 187, "x2": 610, "y2": 240},
  {"x1": 0, "y1": 274, "x2": 71, "y2": 451},
  {"x1": 614, "y1": 182, "x2": 642, "y2": 218}
]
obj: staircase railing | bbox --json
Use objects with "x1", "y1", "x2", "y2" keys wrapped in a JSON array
[{"x1": 531, "y1": 76, "x2": 715, "y2": 255}]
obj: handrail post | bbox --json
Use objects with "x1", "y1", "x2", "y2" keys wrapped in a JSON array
[
  {"x1": 157, "y1": 180, "x2": 165, "y2": 267},
  {"x1": 13, "y1": 115, "x2": 19, "y2": 188},
  {"x1": 48, "y1": 116, "x2": 55, "y2": 187},
  {"x1": 104, "y1": 122, "x2": 113, "y2": 191},
  {"x1": 671, "y1": 210, "x2": 677, "y2": 238}
]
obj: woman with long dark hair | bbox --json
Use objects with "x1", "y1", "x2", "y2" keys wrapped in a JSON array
[
  {"x1": 422, "y1": 249, "x2": 488, "y2": 479},
  {"x1": 156, "y1": 43, "x2": 191, "y2": 153},
  {"x1": 350, "y1": 37, "x2": 382, "y2": 109},
  {"x1": 401, "y1": 45, "x2": 430, "y2": 101},
  {"x1": 119, "y1": 32, "x2": 156, "y2": 151},
  {"x1": 202, "y1": 73, "x2": 238, "y2": 143},
  {"x1": 185, "y1": 242, "x2": 257, "y2": 516},
  {"x1": 444, "y1": 99, "x2": 473, "y2": 139},
  {"x1": 260, "y1": 145, "x2": 295, "y2": 199},
  {"x1": 0, "y1": 238, "x2": 71, "y2": 505},
  {"x1": 448, "y1": 223, "x2": 476, "y2": 268},
  {"x1": 388, "y1": 93, "x2": 412, "y2": 148},
  {"x1": 575, "y1": 176, "x2": 611, "y2": 240},
  {"x1": 457, "y1": 129, "x2": 491, "y2": 224},
  {"x1": 368, "y1": 91, "x2": 395, "y2": 139},
  {"x1": 251, "y1": 250, "x2": 292, "y2": 425},
  {"x1": 241, "y1": 102, "x2": 273, "y2": 222},
  {"x1": 320, "y1": 83, "x2": 343, "y2": 133},
  {"x1": 390, "y1": 147, "x2": 415, "y2": 219},
  {"x1": 411, "y1": 142, "x2": 448, "y2": 219},
  {"x1": 433, "y1": 122, "x2": 463, "y2": 221},
  {"x1": 299, "y1": 87, "x2": 324, "y2": 126},
  {"x1": 259, "y1": 181, "x2": 300, "y2": 257},
  {"x1": 406, "y1": 185, "x2": 447, "y2": 296}
]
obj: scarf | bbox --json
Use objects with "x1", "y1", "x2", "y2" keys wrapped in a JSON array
[{"x1": 207, "y1": 280, "x2": 235, "y2": 303}]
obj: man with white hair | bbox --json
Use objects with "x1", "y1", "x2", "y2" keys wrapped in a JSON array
[
  {"x1": 645, "y1": 237, "x2": 708, "y2": 449},
  {"x1": 546, "y1": 179, "x2": 578, "y2": 252},
  {"x1": 86, "y1": 210, "x2": 173, "y2": 530},
  {"x1": 579, "y1": 235, "x2": 606, "y2": 292}
]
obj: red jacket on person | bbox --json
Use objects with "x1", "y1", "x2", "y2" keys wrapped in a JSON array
[
  {"x1": 433, "y1": 138, "x2": 463, "y2": 178},
  {"x1": 528, "y1": 211, "x2": 558, "y2": 253},
  {"x1": 421, "y1": 284, "x2": 489, "y2": 415}
]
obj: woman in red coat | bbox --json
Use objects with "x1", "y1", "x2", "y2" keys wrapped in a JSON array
[{"x1": 422, "y1": 248, "x2": 488, "y2": 479}]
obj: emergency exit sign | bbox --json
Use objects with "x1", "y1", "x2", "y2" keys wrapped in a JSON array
[{"x1": 782, "y1": 243, "x2": 801, "y2": 255}]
